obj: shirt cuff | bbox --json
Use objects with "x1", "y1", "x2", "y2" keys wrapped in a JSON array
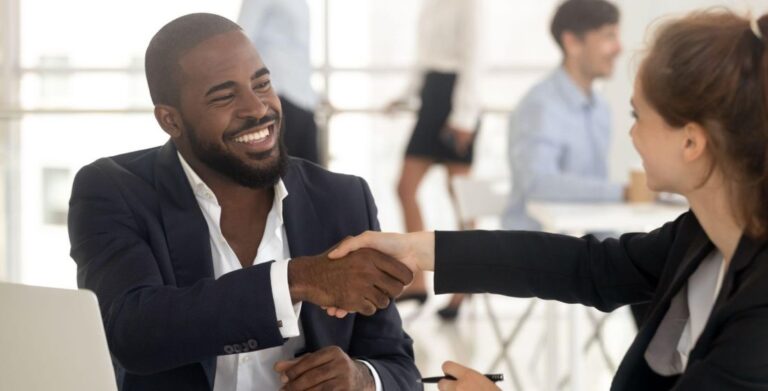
[
  {"x1": 270, "y1": 259, "x2": 302, "y2": 339},
  {"x1": 357, "y1": 360, "x2": 383, "y2": 391}
]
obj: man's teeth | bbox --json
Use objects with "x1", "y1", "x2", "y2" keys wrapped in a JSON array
[{"x1": 234, "y1": 128, "x2": 270, "y2": 143}]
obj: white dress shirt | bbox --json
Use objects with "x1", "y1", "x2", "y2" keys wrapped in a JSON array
[
  {"x1": 402, "y1": 0, "x2": 484, "y2": 131},
  {"x1": 177, "y1": 153, "x2": 382, "y2": 391}
]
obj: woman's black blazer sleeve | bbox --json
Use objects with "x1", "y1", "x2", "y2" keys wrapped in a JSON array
[{"x1": 434, "y1": 212, "x2": 689, "y2": 312}]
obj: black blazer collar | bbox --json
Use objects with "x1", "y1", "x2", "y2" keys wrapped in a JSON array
[
  {"x1": 281, "y1": 159, "x2": 338, "y2": 354},
  {"x1": 670, "y1": 221, "x2": 714, "y2": 293},
  {"x1": 154, "y1": 141, "x2": 214, "y2": 287},
  {"x1": 281, "y1": 159, "x2": 327, "y2": 258},
  {"x1": 669, "y1": 216, "x2": 764, "y2": 304},
  {"x1": 638, "y1": 216, "x2": 713, "y2": 346}
]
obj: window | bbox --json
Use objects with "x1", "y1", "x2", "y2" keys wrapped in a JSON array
[{"x1": 7, "y1": 0, "x2": 560, "y2": 288}]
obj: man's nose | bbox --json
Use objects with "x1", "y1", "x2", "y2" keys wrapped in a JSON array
[{"x1": 237, "y1": 90, "x2": 269, "y2": 119}]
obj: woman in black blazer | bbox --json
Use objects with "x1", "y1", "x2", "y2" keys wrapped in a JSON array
[{"x1": 328, "y1": 10, "x2": 768, "y2": 391}]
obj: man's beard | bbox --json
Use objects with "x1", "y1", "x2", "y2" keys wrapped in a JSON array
[{"x1": 184, "y1": 116, "x2": 288, "y2": 189}]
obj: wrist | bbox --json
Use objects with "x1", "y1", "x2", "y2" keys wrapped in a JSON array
[
  {"x1": 355, "y1": 361, "x2": 376, "y2": 391},
  {"x1": 287, "y1": 257, "x2": 313, "y2": 303},
  {"x1": 418, "y1": 231, "x2": 437, "y2": 271}
]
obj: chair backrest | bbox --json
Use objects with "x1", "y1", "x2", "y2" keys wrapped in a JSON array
[
  {"x1": 0, "y1": 282, "x2": 118, "y2": 391},
  {"x1": 451, "y1": 176, "x2": 510, "y2": 229}
]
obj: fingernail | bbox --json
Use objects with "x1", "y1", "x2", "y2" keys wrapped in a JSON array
[{"x1": 281, "y1": 374, "x2": 288, "y2": 383}]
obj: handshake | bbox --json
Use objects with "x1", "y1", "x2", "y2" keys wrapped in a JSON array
[{"x1": 287, "y1": 231, "x2": 435, "y2": 316}]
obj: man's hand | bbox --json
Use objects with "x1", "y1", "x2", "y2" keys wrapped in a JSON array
[
  {"x1": 437, "y1": 361, "x2": 501, "y2": 391},
  {"x1": 322, "y1": 231, "x2": 435, "y2": 318},
  {"x1": 274, "y1": 346, "x2": 375, "y2": 391},
  {"x1": 288, "y1": 247, "x2": 413, "y2": 316}
]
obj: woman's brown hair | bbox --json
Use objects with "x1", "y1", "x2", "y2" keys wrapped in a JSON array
[{"x1": 640, "y1": 10, "x2": 768, "y2": 239}]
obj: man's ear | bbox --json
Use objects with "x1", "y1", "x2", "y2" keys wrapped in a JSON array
[
  {"x1": 681, "y1": 122, "x2": 708, "y2": 163},
  {"x1": 154, "y1": 105, "x2": 183, "y2": 139},
  {"x1": 562, "y1": 31, "x2": 583, "y2": 58}
]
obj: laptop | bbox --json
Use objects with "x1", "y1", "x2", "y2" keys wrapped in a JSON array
[{"x1": 0, "y1": 282, "x2": 118, "y2": 391}]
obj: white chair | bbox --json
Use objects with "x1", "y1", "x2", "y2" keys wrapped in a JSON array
[
  {"x1": 450, "y1": 176, "x2": 536, "y2": 391},
  {"x1": 450, "y1": 176, "x2": 510, "y2": 230}
]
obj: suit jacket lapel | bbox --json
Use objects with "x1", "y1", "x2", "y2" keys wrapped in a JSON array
[
  {"x1": 668, "y1": 227, "x2": 714, "y2": 297},
  {"x1": 689, "y1": 234, "x2": 765, "y2": 361},
  {"x1": 154, "y1": 141, "x2": 216, "y2": 388},
  {"x1": 155, "y1": 141, "x2": 214, "y2": 285},
  {"x1": 642, "y1": 224, "x2": 713, "y2": 336},
  {"x1": 281, "y1": 160, "x2": 331, "y2": 353},
  {"x1": 281, "y1": 159, "x2": 328, "y2": 258},
  {"x1": 728, "y1": 234, "x2": 764, "y2": 276},
  {"x1": 614, "y1": 218, "x2": 713, "y2": 387}
]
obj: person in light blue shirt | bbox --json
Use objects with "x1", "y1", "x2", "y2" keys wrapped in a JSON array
[
  {"x1": 503, "y1": 0, "x2": 625, "y2": 231},
  {"x1": 238, "y1": 0, "x2": 320, "y2": 164}
]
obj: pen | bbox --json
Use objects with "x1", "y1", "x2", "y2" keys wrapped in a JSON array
[{"x1": 419, "y1": 373, "x2": 504, "y2": 383}]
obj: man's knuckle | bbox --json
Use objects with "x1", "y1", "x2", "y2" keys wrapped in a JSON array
[{"x1": 329, "y1": 345, "x2": 343, "y2": 355}]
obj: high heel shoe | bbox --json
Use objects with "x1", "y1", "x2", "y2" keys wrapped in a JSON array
[
  {"x1": 436, "y1": 305, "x2": 460, "y2": 321},
  {"x1": 437, "y1": 294, "x2": 471, "y2": 321},
  {"x1": 395, "y1": 292, "x2": 428, "y2": 305}
]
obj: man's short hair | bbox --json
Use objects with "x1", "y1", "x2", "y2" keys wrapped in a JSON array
[
  {"x1": 550, "y1": 0, "x2": 619, "y2": 50},
  {"x1": 145, "y1": 13, "x2": 242, "y2": 107}
]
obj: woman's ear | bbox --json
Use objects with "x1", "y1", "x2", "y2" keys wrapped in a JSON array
[
  {"x1": 154, "y1": 105, "x2": 183, "y2": 139},
  {"x1": 681, "y1": 122, "x2": 708, "y2": 163}
]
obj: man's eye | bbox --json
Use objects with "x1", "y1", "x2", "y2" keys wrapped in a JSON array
[
  {"x1": 212, "y1": 95, "x2": 234, "y2": 102},
  {"x1": 254, "y1": 81, "x2": 271, "y2": 91}
]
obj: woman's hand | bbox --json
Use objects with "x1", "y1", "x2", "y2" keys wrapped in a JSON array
[
  {"x1": 437, "y1": 361, "x2": 501, "y2": 391},
  {"x1": 328, "y1": 231, "x2": 435, "y2": 273},
  {"x1": 323, "y1": 231, "x2": 435, "y2": 318}
]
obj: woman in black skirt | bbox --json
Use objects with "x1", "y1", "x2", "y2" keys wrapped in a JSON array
[{"x1": 387, "y1": 0, "x2": 482, "y2": 319}]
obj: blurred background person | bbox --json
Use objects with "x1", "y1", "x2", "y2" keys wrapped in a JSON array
[
  {"x1": 387, "y1": 0, "x2": 484, "y2": 321},
  {"x1": 502, "y1": 0, "x2": 654, "y2": 327},
  {"x1": 502, "y1": 0, "x2": 657, "y2": 327},
  {"x1": 238, "y1": 0, "x2": 321, "y2": 164},
  {"x1": 503, "y1": 0, "x2": 624, "y2": 232}
]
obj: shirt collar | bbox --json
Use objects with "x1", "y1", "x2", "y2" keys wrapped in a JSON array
[
  {"x1": 553, "y1": 66, "x2": 595, "y2": 110},
  {"x1": 177, "y1": 151, "x2": 289, "y2": 213}
]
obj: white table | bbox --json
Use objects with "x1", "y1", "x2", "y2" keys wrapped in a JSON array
[
  {"x1": 527, "y1": 201, "x2": 689, "y2": 235},
  {"x1": 526, "y1": 201, "x2": 688, "y2": 391}
]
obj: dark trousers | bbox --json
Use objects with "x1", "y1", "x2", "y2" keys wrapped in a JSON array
[{"x1": 280, "y1": 96, "x2": 320, "y2": 164}]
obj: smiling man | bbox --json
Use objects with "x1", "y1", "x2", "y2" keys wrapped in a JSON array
[{"x1": 68, "y1": 13, "x2": 420, "y2": 391}]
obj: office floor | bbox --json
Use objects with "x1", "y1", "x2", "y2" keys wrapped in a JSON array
[{"x1": 399, "y1": 283, "x2": 637, "y2": 391}]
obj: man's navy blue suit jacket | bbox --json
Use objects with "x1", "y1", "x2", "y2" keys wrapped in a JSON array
[{"x1": 68, "y1": 141, "x2": 421, "y2": 390}]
